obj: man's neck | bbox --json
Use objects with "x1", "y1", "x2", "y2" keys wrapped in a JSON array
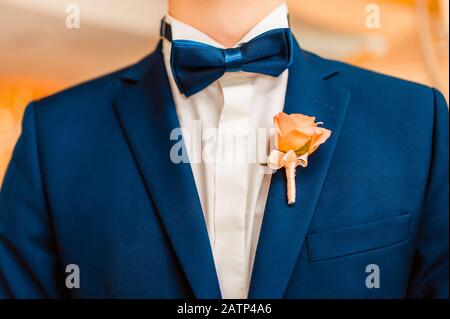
[{"x1": 168, "y1": 0, "x2": 285, "y2": 48}]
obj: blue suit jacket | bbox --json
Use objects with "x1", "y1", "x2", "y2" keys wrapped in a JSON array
[{"x1": 0, "y1": 40, "x2": 448, "y2": 299}]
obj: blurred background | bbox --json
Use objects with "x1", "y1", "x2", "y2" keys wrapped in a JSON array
[{"x1": 0, "y1": 0, "x2": 449, "y2": 183}]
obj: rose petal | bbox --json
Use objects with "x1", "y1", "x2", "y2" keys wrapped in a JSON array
[
  {"x1": 274, "y1": 112, "x2": 297, "y2": 138},
  {"x1": 308, "y1": 128, "x2": 332, "y2": 155},
  {"x1": 277, "y1": 129, "x2": 312, "y2": 154},
  {"x1": 294, "y1": 125, "x2": 318, "y2": 136},
  {"x1": 290, "y1": 114, "x2": 316, "y2": 127}
]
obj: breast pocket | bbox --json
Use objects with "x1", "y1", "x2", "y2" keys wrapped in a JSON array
[{"x1": 306, "y1": 213, "x2": 412, "y2": 262}]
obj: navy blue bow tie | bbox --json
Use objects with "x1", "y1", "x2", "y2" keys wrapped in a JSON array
[{"x1": 161, "y1": 20, "x2": 294, "y2": 97}]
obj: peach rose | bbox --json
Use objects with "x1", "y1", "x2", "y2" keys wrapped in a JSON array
[{"x1": 274, "y1": 112, "x2": 331, "y2": 156}]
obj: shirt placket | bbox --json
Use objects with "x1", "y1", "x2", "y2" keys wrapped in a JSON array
[{"x1": 213, "y1": 75, "x2": 253, "y2": 299}]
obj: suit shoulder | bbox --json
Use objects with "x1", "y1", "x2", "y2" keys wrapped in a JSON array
[
  {"x1": 36, "y1": 68, "x2": 123, "y2": 110},
  {"x1": 305, "y1": 51, "x2": 433, "y2": 93},
  {"x1": 304, "y1": 51, "x2": 443, "y2": 114}
]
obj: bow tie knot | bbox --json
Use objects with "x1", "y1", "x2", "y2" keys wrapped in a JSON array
[
  {"x1": 162, "y1": 20, "x2": 294, "y2": 97},
  {"x1": 224, "y1": 48, "x2": 244, "y2": 72}
]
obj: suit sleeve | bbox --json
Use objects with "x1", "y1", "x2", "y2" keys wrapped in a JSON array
[
  {"x1": 0, "y1": 103, "x2": 65, "y2": 298},
  {"x1": 407, "y1": 89, "x2": 449, "y2": 299}
]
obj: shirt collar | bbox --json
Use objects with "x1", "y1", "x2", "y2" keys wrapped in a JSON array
[{"x1": 164, "y1": 2, "x2": 289, "y2": 49}]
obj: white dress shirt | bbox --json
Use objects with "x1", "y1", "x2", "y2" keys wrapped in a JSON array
[{"x1": 162, "y1": 3, "x2": 289, "y2": 299}]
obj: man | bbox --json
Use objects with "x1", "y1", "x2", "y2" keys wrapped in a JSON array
[{"x1": 0, "y1": 0, "x2": 448, "y2": 298}]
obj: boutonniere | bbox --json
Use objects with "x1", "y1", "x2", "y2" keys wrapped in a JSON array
[{"x1": 265, "y1": 112, "x2": 331, "y2": 206}]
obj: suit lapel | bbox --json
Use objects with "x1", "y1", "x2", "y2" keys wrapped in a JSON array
[
  {"x1": 113, "y1": 43, "x2": 221, "y2": 299},
  {"x1": 248, "y1": 41, "x2": 352, "y2": 298}
]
